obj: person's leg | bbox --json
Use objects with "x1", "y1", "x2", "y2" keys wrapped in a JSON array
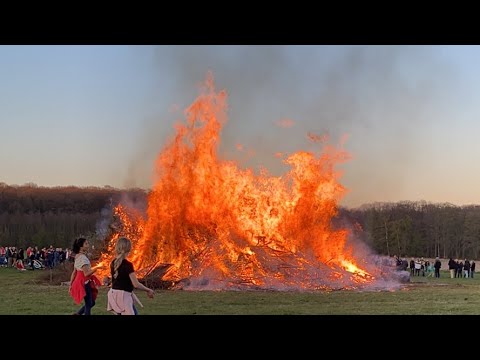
[
  {"x1": 83, "y1": 283, "x2": 94, "y2": 315},
  {"x1": 76, "y1": 305, "x2": 85, "y2": 315},
  {"x1": 122, "y1": 293, "x2": 136, "y2": 315}
]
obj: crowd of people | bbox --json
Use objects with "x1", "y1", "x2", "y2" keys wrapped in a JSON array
[
  {"x1": 0, "y1": 245, "x2": 71, "y2": 271},
  {"x1": 394, "y1": 255, "x2": 476, "y2": 279},
  {"x1": 447, "y1": 258, "x2": 476, "y2": 278},
  {"x1": 406, "y1": 257, "x2": 443, "y2": 278}
]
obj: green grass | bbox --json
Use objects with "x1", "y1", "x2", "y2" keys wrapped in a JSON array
[{"x1": 2, "y1": 268, "x2": 480, "y2": 314}]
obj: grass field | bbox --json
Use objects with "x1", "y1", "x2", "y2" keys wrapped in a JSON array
[{"x1": 2, "y1": 268, "x2": 480, "y2": 315}]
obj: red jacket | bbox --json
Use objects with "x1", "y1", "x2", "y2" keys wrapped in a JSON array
[{"x1": 69, "y1": 269, "x2": 101, "y2": 305}]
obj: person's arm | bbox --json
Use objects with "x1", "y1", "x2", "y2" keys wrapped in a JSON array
[
  {"x1": 129, "y1": 272, "x2": 154, "y2": 298},
  {"x1": 81, "y1": 263, "x2": 103, "y2": 277}
]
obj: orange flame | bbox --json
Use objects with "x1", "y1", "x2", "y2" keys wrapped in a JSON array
[{"x1": 99, "y1": 72, "x2": 380, "y2": 290}]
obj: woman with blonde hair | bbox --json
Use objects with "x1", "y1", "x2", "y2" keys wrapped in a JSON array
[{"x1": 107, "y1": 237, "x2": 154, "y2": 315}]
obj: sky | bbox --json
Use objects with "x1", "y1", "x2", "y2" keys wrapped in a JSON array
[{"x1": 1, "y1": 45, "x2": 480, "y2": 208}]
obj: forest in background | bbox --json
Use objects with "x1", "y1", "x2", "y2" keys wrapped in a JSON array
[
  {"x1": 1, "y1": 182, "x2": 479, "y2": 260},
  {"x1": 0, "y1": 183, "x2": 146, "y2": 250}
]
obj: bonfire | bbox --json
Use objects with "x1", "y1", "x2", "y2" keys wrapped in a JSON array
[{"x1": 96, "y1": 72, "x2": 401, "y2": 291}]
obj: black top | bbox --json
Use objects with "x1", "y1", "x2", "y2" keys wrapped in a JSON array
[{"x1": 110, "y1": 259, "x2": 135, "y2": 293}]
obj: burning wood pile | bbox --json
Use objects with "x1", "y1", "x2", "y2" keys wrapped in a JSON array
[{"x1": 96, "y1": 210, "x2": 398, "y2": 291}]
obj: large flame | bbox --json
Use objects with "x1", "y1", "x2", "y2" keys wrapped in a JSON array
[{"x1": 97, "y1": 72, "x2": 382, "y2": 290}]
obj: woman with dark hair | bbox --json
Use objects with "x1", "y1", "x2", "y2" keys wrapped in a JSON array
[{"x1": 69, "y1": 238, "x2": 103, "y2": 315}]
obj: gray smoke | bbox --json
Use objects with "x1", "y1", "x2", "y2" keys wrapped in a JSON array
[{"x1": 127, "y1": 46, "x2": 456, "y2": 207}]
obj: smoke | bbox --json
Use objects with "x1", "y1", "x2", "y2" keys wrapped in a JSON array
[
  {"x1": 95, "y1": 192, "x2": 148, "y2": 243},
  {"x1": 95, "y1": 206, "x2": 113, "y2": 242},
  {"x1": 128, "y1": 46, "x2": 455, "y2": 207}
]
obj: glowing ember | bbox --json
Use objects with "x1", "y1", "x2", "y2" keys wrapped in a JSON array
[{"x1": 97, "y1": 72, "x2": 392, "y2": 291}]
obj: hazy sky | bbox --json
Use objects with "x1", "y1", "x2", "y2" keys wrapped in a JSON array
[{"x1": 1, "y1": 45, "x2": 479, "y2": 208}]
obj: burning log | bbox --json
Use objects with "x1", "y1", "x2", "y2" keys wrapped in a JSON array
[{"x1": 139, "y1": 262, "x2": 176, "y2": 289}]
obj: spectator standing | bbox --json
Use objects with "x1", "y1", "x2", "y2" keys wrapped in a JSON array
[{"x1": 434, "y1": 257, "x2": 442, "y2": 278}]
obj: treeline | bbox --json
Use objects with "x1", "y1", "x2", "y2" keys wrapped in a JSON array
[
  {"x1": 0, "y1": 183, "x2": 147, "y2": 249},
  {"x1": 345, "y1": 201, "x2": 480, "y2": 260},
  {"x1": 1, "y1": 183, "x2": 480, "y2": 260}
]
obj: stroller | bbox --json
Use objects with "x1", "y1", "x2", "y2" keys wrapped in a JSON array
[{"x1": 32, "y1": 259, "x2": 45, "y2": 270}]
